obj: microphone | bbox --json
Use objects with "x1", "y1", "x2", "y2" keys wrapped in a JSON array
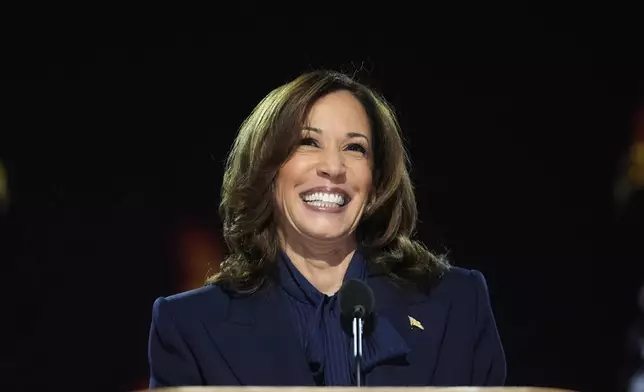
[{"x1": 338, "y1": 279, "x2": 375, "y2": 387}]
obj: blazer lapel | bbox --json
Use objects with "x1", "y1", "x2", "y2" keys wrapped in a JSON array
[
  {"x1": 202, "y1": 286, "x2": 314, "y2": 386},
  {"x1": 367, "y1": 274, "x2": 452, "y2": 386}
]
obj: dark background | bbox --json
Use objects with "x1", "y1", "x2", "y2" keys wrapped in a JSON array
[{"x1": 2, "y1": 14, "x2": 643, "y2": 392}]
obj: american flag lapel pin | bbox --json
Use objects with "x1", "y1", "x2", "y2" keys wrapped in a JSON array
[{"x1": 408, "y1": 315, "x2": 424, "y2": 330}]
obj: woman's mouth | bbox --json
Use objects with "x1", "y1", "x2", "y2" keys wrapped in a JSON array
[{"x1": 300, "y1": 191, "x2": 350, "y2": 209}]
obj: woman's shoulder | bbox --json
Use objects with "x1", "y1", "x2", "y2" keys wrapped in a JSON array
[
  {"x1": 430, "y1": 265, "x2": 492, "y2": 300},
  {"x1": 441, "y1": 265, "x2": 488, "y2": 283},
  {"x1": 162, "y1": 283, "x2": 228, "y2": 302},
  {"x1": 151, "y1": 283, "x2": 231, "y2": 321}
]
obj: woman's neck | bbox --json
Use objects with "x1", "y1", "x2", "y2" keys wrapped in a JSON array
[{"x1": 281, "y1": 234, "x2": 357, "y2": 296}]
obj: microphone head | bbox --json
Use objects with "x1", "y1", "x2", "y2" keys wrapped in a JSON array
[{"x1": 338, "y1": 279, "x2": 375, "y2": 319}]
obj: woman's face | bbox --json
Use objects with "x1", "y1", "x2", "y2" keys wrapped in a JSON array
[{"x1": 274, "y1": 90, "x2": 373, "y2": 244}]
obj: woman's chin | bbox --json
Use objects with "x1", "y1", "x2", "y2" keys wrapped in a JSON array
[
  {"x1": 300, "y1": 227, "x2": 353, "y2": 243},
  {"x1": 285, "y1": 214, "x2": 358, "y2": 243}
]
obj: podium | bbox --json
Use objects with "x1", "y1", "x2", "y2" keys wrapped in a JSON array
[{"x1": 137, "y1": 388, "x2": 577, "y2": 392}]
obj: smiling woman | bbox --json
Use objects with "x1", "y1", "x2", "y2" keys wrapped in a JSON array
[
  {"x1": 147, "y1": 70, "x2": 506, "y2": 388},
  {"x1": 273, "y1": 91, "x2": 375, "y2": 295},
  {"x1": 210, "y1": 72, "x2": 444, "y2": 295}
]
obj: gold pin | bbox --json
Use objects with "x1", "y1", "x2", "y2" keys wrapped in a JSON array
[{"x1": 408, "y1": 315, "x2": 424, "y2": 330}]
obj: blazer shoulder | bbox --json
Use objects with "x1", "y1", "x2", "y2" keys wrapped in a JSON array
[
  {"x1": 432, "y1": 266, "x2": 491, "y2": 299},
  {"x1": 441, "y1": 265, "x2": 487, "y2": 284},
  {"x1": 152, "y1": 284, "x2": 230, "y2": 323}
]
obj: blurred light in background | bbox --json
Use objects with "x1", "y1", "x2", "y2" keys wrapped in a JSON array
[
  {"x1": 615, "y1": 107, "x2": 644, "y2": 209},
  {"x1": 0, "y1": 159, "x2": 8, "y2": 212},
  {"x1": 629, "y1": 141, "x2": 644, "y2": 190},
  {"x1": 174, "y1": 220, "x2": 223, "y2": 293}
]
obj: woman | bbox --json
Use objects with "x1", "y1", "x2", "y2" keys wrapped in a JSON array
[{"x1": 147, "y1": 70, "x2": 506, "y2": 387}]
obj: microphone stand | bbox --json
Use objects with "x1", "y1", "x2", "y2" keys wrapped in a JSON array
[
  {"x1": 352, "y1": 306, "x2": 366, "y2": 387},
  {"x1": 339, "y1": 279, "x2": 374, "y2": 388}
]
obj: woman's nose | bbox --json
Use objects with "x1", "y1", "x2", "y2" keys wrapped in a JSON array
[{"x1": 316, "y1": 149, "x2": 346, "y2": 179}]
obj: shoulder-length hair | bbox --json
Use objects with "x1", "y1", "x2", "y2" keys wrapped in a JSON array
[{"x1": 207, "y1": 70, "x2": 449, "y2": 293}]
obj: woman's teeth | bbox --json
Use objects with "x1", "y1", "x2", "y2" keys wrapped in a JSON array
[{"x1": 301, "y1": 192, "x2": 346, "y2": 207}]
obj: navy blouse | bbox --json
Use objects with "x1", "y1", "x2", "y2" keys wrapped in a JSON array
[{"x1": 277, "y1": 250, "x2": 410, "y2": 386}]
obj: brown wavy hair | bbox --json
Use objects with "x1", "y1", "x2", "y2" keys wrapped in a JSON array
[{"x1": 207, "y1": 70, "x2": 449, "y2": 294}]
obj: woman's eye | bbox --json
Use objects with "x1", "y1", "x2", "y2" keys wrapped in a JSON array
[
  {"x1": 299, "y1": 137, "x2": 319, "y2": 147},
  {"x1": 346, "y1": 143, "x2": 367, "y2": 155}
]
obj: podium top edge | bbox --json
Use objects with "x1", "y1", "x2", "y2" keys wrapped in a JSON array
[{"x1": 137, "y1": 387, "x2": 578, "y2": 392}]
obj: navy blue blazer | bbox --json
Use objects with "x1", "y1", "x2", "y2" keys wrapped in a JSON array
[{"x1": 147, "y1": 266, "x2": 506, "y2": 387}]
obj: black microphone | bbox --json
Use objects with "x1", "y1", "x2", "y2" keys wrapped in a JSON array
[{"x1": 338, "y1": 279, "x2": 375, "y2": 387}]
